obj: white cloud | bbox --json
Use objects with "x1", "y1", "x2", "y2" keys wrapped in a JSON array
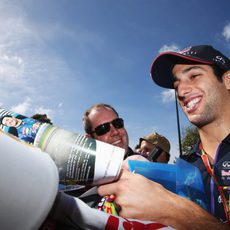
[
  {"x1": 34, "y1": 106, "x2": 54, "y2": 119},
  {"x1": 10, "y1": 97, "x2": 32, "y2": 115},
  {"x1": 0, "y1": 54, "x2": 25, "y2": 85},
  {"x1": 159, "y1": 44, "x2": 180, "y2": 53},
  {"x1": 161, "y1": 89, "x2": 175, "y2": 103},
  {"x1": 223, "y1": 23, "x2": 230, "y2": 41},
  {"x1": 9, "y1": 97, "x2": 54, "y2": 119},
  {"x1": 0, "y1": 1, "x2": 81, "y2": 112}
]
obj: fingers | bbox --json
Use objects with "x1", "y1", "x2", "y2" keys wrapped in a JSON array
[
  {"x1": 98, "y1": 181, "x2": 117, "y2": 197},
  {"x1": 98, "y1": 169, "x2": 131, "y2": 197},
  {"x1": 121, "y1": 160, "x2": 129, "y2": 171}
]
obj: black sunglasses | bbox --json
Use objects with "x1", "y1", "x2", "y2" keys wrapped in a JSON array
[
  {"x1": 147, "y1": 146, "x2": 164, "y2": 162},
  {"x1": 91, "y1": 118, "x2": 124, "y2": 136}
]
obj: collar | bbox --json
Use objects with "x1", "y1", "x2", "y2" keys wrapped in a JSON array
[{"x1": 222, "y1": 133, "x2": 230, "y2": 144}]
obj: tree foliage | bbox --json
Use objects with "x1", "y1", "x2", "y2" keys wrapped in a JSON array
[
  {"x1": 181, "y1": 125, "x2": 199, "y2": 154},
  {"x1": 31, "y1": 114, "x2": 53, "y2": 125}
]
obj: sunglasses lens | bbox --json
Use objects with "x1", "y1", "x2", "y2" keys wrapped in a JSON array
[
  {"x1": 147, "y1": 147, "x2": 163, "y2": 162},
  {"x1": 112, "y1": 118, "x2": 124, "y2": 129},
  {"x1": 93, "y1": 118, "x2": 124, "y2": 136},
  {"x1": 95, "y1": 123, "x2": 110, "y2": 136}
]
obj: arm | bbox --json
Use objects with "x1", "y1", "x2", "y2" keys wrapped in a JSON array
[{"x1": 98, "y1": 170, "x2": 228, "y2": 230}]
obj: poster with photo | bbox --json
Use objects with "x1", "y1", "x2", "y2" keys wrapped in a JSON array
[
  {"x1": 0, "y1": 107, "x2": 125, "y2": 188},
  {"x1": 0, "y1": 108, "x2": 42, "y2": 145}
]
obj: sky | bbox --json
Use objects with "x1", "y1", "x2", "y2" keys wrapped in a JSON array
[{"x1": 0, "y1": 0, "x2": 230, "y2": 163}]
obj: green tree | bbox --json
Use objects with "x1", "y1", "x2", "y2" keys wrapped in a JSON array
[
  {"x1": 181, "y1": 125, "x2": 199, "y2": 154},
  {"x1": 31, "y1": 114, "x2": 53, "y2": 125}
]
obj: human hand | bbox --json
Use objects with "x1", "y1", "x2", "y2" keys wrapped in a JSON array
[
  {"x1": 98, "y1": 169, "x2": 175, "y2": 223},
  {"x1": 98, "y1": 170, "x2": 224, "y2": 229}
]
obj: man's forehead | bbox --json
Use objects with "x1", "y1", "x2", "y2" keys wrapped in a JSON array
[
  {"x1": 91, "y1": 107, "x2": 115, "y2": 116},
  {"x1": 89, "y1": 107, "x2": 117, "y2": 123},
  {"x1": 172, "y1": 64, "x2": 210, "y2": 76},
  {"x1": 3, "y1": 116, "x2": 12, "y2": 120},
  {"x1": 141, "y1": 139, "x2": 155, "y2": 146}
]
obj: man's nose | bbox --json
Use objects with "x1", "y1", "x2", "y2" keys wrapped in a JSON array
[
  {"x1": 177, "y1": 80, "x2": 192, "y2": 97},
  {"x1": 109, "y1": 123, "x2": 119, "y2": 135},
  {"x1": 140, "y1": 150, "x2": 149, "y2": 157}
]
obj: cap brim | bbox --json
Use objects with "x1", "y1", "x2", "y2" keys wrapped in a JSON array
[
  {"x1": 140, "y1": 137, "x2": 157, "y2": 146},
  {"x1": 150, "y1": 52, "x2": 212, "y2": 89}
]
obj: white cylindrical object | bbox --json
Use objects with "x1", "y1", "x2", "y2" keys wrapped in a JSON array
[
  {"x1": 0, "y1": 132, "x2": 59, "y2": 230},
  {"x1": 0, "y1": 107, "x2": 125, "y2": 191},
  {"x1": 35, "y1": 124, "x2": 125, "y2": 187}
]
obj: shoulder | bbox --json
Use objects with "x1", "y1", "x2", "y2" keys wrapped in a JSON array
[{"x1": 124, "y1": 147, "x2": 136, "y2": 159}]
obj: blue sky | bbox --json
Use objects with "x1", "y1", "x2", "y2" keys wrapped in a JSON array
[{"x1": 1, "y1": 0, "x2": 230, "y2": 163}]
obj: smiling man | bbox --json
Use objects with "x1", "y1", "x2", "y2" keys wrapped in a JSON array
[
  {"x1": 83, "y1": 103, "x2": 135, "y2": 159},
  {"x1": 151, "y1": 45, "x2": 230, "y2": 223},
  {"x1": 98, "y1": 45, "x2": 230, "y2": 229}
]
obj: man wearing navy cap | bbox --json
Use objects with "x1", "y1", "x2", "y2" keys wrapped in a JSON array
[{"x1": 98, "y1": 45, "x2": 230, "y2": 229}]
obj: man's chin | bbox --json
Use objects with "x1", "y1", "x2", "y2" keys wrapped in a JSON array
[{"x1": 114, "y1": 143, "x2": 125, "y2": 150}]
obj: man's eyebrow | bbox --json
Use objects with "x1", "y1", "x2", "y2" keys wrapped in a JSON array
[
  {"x1": 173, "y1": 66, "x2": 207, "y2": 83},
  {"x1": 181, "y1": 65, "x2": 206, "y2": 74}
]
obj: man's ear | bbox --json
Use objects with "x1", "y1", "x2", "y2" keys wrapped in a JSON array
[{"x1": 223, "y1": 70, "x2": 230, "y2": 89}]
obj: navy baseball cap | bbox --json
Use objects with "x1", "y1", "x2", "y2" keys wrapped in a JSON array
[{"x1": 150, "y1": 45, "x2": 230, "y2": 89}]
